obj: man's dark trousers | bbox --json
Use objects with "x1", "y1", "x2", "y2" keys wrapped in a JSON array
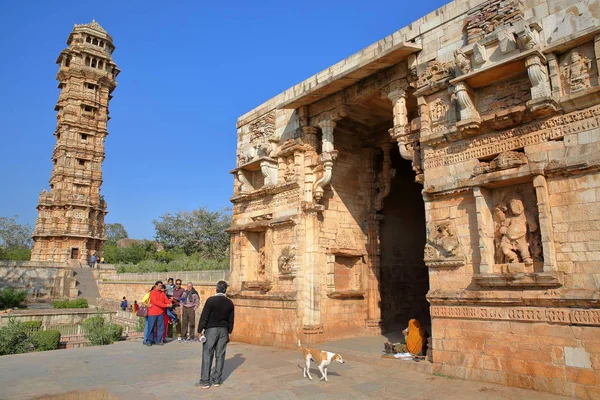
[{"x1": 199, "y1": 327, "x2": 229, "y2": 386}]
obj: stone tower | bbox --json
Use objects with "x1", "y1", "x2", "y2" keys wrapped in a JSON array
[{"x1": 31, "y1": 20, "x2": 119, "y2": 265}]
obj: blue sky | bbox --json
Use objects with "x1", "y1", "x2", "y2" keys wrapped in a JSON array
[{"x1": 0, "y1": 0, "x2": 447, "y2": 239}]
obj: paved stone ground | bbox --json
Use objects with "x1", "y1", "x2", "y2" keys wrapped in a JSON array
[{"x1": 0, "y1": 339, "x2": 574, "y2": 400}]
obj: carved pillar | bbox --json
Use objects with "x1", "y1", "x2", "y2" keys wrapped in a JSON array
[
  {"x1": 313, "y1": 119, "x2": 337, "y2": 202},
  {"x1": 303, "y1": 126, "x2": 319, "y2": 202},
  {"x1": 533, "y1": 175, "x2": 557, "y2": 273},
  {"x1": 473, "y1": 187, "x2": 495, "y2": 274},
  {"x1": 417, "y1": 96, "x2": 430, "y2": 138},
  {"x1": 526, "y1": 54, "x2": 551, "y2": 100},
  {"x1": 365, "y1": 147, "x2": 383, "y2": 329},
  {"x1": 301, "y1": 203, "x2": 323, "y2": 341}
]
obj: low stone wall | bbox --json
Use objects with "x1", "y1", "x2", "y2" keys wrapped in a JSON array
[
  {"x1": 0, "y1": 308, "x2": 116, "y2": 326},
  {"x1": 101, "y1": 270, "x2": 229, "y2": 283},
  {"x1": 0, "y1": 262, "x2": 76, "y2": 299},
  {"x1": 98, "y1": 281, "x2": 217, "y2": 303}
]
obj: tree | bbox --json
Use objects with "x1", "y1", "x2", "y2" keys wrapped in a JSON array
[
  {"x1": 0, "y1": 216, "x2": 32, "y2": 251},
  {"x1": 105, "y1": 223, "x2": 128, "y2": 245},
  {"x1": 153, "y1": 207, "x2": 231, "y2": 259}
]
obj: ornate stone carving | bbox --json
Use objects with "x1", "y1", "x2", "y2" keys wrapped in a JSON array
[
  {"x1": 473, "y1": 151, "x2": 528, "y2": 175},
  {"x1": 335, "y1": 228, "x2": 357, "y2": 249},
  {"x1": 423, "y1": 104, "x2": 600, "y2": 169},
  {"x1": 493, "y1": 192, "x2": 540, "y2": 265},
  {"x1": 430, "y1": 98, "x2": 450, "y2": 124},
  {"x1": 516, "y1": 24, "x2": 538, "y2": 51},
  {"x1": 498, "y1": 29, "x2": 517, "y2": 54},
  {"x1": 424, "y1": 220, "x2": 465, "y2": 267},
  {"x1": 472, "y1": 43, "x2": 487, "y2": 66},
  {"x1": 415, "y1": 60, "x2": 453, "y2": 92},
  {"x1": 455, "y1": 82, "x2": 481, "y2": 133},
  {"x1": 562, "y1": 50, "x2": 592, "y2": 93},
  {"x1": 454, "y1": 49, "x2": 472, "y2": 75},
  {"x1": 277, "y1": 245, "x2": 295, "y2": 275},
  {"x1": 430, "y1": 306, "x2": 600, "y2": 326},
  {"x1": 526, "y1": 55, "x2": 551, "y2": 100}
]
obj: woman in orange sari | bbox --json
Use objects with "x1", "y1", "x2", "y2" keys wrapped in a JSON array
[{"x1": 403, "y1": 319, "x2": 427, "y2": 356}]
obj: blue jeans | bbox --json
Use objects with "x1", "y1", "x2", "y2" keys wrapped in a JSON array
[
  {"x1": 144, "y1": 315, "x2": 164, "y2": 344},
  {"x1": 199, "y1": 327, "x2": 229, "y2": 385}
]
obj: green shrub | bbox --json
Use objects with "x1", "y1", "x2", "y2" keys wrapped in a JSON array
[
  {"x1": 0, "y1": 287, "x2": 28, "y2": 309},
  {"x1": 30, "y1": 330, "x2": 61, "y2": 351},
  {"x1": 52, "y1": 298, "x2": 88, "y2": 309},
  {"x1": 22, "y1": 320, "x2": 42, "y2": 331},
  {"x1": 136, "y1": 317, "x2": 145, "y2": 333},
  {"x1": 83, "y1": 316, "x2": 122, "y2": 346},
  {"x1": 0, "y1": 317, "x2": 30, "y2": 355}
]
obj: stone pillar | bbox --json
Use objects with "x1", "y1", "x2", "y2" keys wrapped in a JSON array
[
  {"x1": 546, "y1": 53, "x2": 563, "y2": 98},
  {"x1": 302, "y1": 126, "x2": 319, "y2": 202},
  {"x1": 365, "y1": 147, "x2": 383, "y2": 329},
  {"x1": 533, "y1": 175, "x2": 557, "y2": 273},
  {"x1": 301, "y1": 203, "x2": 323, "y2": 342},
  {"x1": 387, "y1": 87, "x2": 408, "y2": 129},
  {"x1": 595, "y1": 35, "x2": 600, "y2": 80}
]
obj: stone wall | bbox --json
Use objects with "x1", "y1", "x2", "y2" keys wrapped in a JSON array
[
  {"x1": 432, "y1": 313, "x2": 600, "y2": 399},
  {"x1": 0, "y1": 262, "x2": 76, "y2": 299}
]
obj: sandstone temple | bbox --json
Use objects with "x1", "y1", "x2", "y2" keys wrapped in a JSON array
[
  {"x1": 31, "y1": 21, "x2": 118, "y2": 265},
  {"x1": 228, "y1": 0, "x2": 600, "y2": 397},
  {"x1": 31, "y1": 21, "x2": 119, "y2": 264}
]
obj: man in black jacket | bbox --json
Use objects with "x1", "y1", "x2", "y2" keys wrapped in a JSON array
[{"x1": 196, "y1": 280, "x2": 235, "y2": 389}]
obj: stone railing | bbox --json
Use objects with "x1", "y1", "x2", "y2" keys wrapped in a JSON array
[{"x1": 103, "y1": 270, "x2": 230, "y2": 283}]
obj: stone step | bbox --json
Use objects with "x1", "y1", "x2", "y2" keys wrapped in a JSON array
[{"x1": 72, "y1": 267, "x2": 100, "y2": 306}]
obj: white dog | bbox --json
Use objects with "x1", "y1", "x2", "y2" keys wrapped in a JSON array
[{"x1": 298, "y1": 340, "x2": 345, "y2": 382}]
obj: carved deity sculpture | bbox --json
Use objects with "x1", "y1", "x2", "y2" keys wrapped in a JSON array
[
  {"x1": 454, "y1": 49, "x2": 472, "y2": 74},
  {"x1": 494, "y1": 194, "x2": 539, "y2": 265},
  {"x1": 277, "y1": 246, "x2": 295, "y2": 274},
  {"x1": 424, "y1": 220, "x2": 464, "y2": 267},
  {"x1": 526, "y1": 55, "x2": 551, "y2": 100},
  {"x1": 563, "y1": 50, "x2": 592, "y2": 93}
]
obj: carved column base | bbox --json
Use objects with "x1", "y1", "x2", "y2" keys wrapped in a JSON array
[
  {"x1": 527, "y1": 97, "x2": 559, "y2": 117},
  {"x1": 303, "y1": 324, "x2": 323, "y2": 335}
]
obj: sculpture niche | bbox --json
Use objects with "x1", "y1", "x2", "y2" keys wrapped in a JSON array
[{"x1": 493, "y1": 193, "x2": 541, "y2": 268}]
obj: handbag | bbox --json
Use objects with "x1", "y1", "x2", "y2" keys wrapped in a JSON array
[{"x1": 136, "y1": 305, "x2": 148, "y2": 317}]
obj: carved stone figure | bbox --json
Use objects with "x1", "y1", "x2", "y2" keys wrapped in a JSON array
[
  {"x1": 455, "y1": 82, "x2": 480, "y2": 125},
  {"x1": 277, "y1": 246, "x2": 295, "y2": 274},
  {"x1": 526, "y1": 55, "x2": 551, "y2": 100},
  {"x1": 517, "y1": 25, "x2": 538, "y2": 50},
  {"x1": 258, "y1": 247, "x2": 266, "y2": 276},
  {"x1": 563, "y1": 50, "x2": 592, "y2": 93},
  {"x1": 494, "y1": 194, "x2": 539, "y2": 265},
  {"x1": 424, "y1": 220, "x2": 464, "y2": 267},
  {"x1": 454, "y1": 49, "x2": 472, "y2": 74}
]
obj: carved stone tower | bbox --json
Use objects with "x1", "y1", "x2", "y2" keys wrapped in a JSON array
[{"x1": 31, "y1": 20, "x2": 119, "y2": 265}]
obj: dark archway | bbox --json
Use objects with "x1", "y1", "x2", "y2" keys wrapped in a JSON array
[{"x1": 379, "y1": 151, "x2": 430, "y2": 333}]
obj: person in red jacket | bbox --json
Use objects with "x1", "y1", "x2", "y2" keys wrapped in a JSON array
[{"x1": 143, "y1": 280, "x2": 172, "y2": 346}]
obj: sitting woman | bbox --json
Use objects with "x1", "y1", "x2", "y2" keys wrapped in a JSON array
[{"x1": 403, "y1": 319, "x2": 428, "y2": 356}]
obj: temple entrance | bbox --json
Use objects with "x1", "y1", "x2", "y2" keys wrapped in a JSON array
[
  {"x1": 70, "y1": 248, "x2": 79, "y2": 260},
  {"x1": 379, "y1": 150, "x2": 429, "y2": 333}
]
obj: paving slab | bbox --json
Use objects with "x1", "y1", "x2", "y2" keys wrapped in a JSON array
[{"x1": 0, "y1": 339, "x2": 574, "y2": 400}]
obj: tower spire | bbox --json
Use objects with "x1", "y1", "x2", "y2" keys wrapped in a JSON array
[{"x1": 31, "y1": 22, "x2": 119, "y2": 265}]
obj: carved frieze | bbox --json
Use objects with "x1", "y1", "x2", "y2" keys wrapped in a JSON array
[
  {"x1": 238, "y1": 111, "x2": 276, "y2": 165},
  {"x1": 429, "y1": 305, "x2": 600, "y2": 326},
  {"x1": 233, "y1": 187, "x2": 300, "y2": 214},
  {"x1": 424, "y1": 219, "x2": 465, "y2": 268},
  {"x1": 472, "y1": 151, "x2": 528, "y2": 176},
  {"x1": 423, "y1": 103, "x2": 600, "y2": 169},
  {"x1": 414, "y1": 60, "x2": 454, "y2": 94}
]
